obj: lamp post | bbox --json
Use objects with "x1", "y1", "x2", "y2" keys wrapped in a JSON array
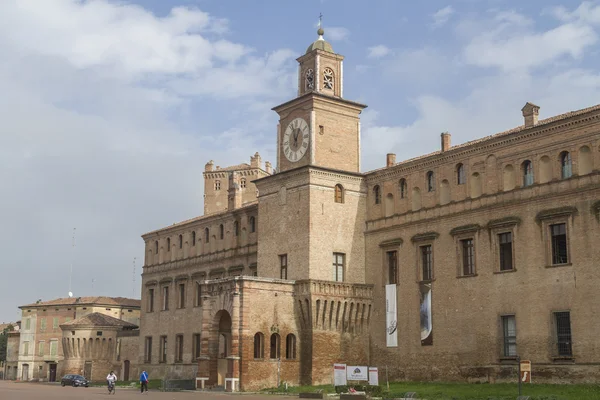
[{"x1": 516, "y1": 355, "x2": 522, "y2": 397}]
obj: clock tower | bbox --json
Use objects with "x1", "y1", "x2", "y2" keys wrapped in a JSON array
[{"x1": 273, "y1": 26, "x2": 367, "y2": 173}]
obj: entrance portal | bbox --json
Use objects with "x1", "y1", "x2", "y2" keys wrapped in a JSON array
[
  {"x1": 214, "y1": 310, "x2": 232, "y2": 386},
  {"x1": 49, "y1": 364, "x2": 57, "y2": 382},
  {"x1": 123, "y1": 360, "x2": 130, "y2": 381}
]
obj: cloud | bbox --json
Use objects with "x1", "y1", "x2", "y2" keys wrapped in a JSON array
[
  {"x1": 368, "y1": 45, "x2": 391, "y2": 59},
  {"x1": 325, "y1": 27, "x2": 350, "y2": 41},
  {"x1": 432, "y1": 6, "x2": 455, "y2": 28}
]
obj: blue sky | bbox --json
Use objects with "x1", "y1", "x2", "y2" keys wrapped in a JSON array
[{"x1": 1, "y1": 0, "x2": 599, "y2": 322}]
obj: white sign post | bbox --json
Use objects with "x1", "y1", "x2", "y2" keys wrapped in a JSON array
[
  {"x1": 333, "y1": 364, "x2": 347, "y2": 386},
  {"x1": 368, "y1": 367, "x2": 379, "y2": 386},
  {"x1": 346, "y1": 366, "x2": 368, "y2": 381},
  {"x1": 386, "y1": 284, "x2": 398, "y2": 347}
]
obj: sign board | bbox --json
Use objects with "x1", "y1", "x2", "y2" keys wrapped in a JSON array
[
  {"x1": 385, "y1": 284, "x2": 398, "y2": 347},
  {"x1": 520, "y1": 360, "x2": 531, "y2": 383},
  {"x1": 333, "y1": 364, "x2": 347, "y2": 386},
  {"x1": 346, "y1": 366, "x2": 368, "y2": 381},
  {"x1": 368, "y1": 367, "x2": 379, "y2": 386}
]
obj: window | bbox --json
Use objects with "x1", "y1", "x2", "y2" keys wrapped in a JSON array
[
  {"x1": 457, "y1": 163, "x2": 466, "y2": 185},
  {"x1": 154, "y1": 241, "x2": 158, "y2": 253},
  {"x1": 280, "y1": 254, "x2": 288, "y2": 279},
  {"x1": 286, "y1": 334, "x2": 297, "y2": 359},
  {"x1": 499, "y1": 232, "x2": 513, "y2": 271},
  {"x1": 333, "y1": 253, "x2": 345, "y2": 282},
  {"x1": 250, "y1": 267, "x2": 258, "y2": 277},
  {"x1": 241, "y1": 178, "x2": 247, "y2": 188},
  {"x1": 420, "y1": 245, "x2": 433, "y2": 281},
  {"x1": 550, "y1": 223, "x2": 568, "y2": 265},
  {"x1": 167, "y1": 237, "x2": 171, "y2": 251},
  {"x1": 249, "y1": 216, "x2": 256, "y2": 233},
  {"x1": 305, "y1": 68, "x2": 314, "y2": 90},
  {"x1": 560, "y1": 151, "x2": 572, "y2": 179},
  {"x1": 234, "y1": 221, "x2": 239, "y2": 236},
  {"x1": 179, "y1": 235, "x2": 183, "y2": 249},
  {"x1": 219, "y1": 224, "x2": 224, "y2": 240},
  {"x1": 191, "y1": 231, "x2": 196, "y2": 246},
  {"x1": 461, "y1": 238, "x2": 475, "y2": 275},
  {"x1": 270, "y1": 333, "x2": 281, "y2": 359},
  {"x1": 178, "y1": 283, "x2": 185, "y2": 309},
  {"x1": 427, "y1": 171, "x2": 435, "y2": 192},
  {"x1": 52, "y1": 317, "x2": 58, "y2": 330},
  {"x1": 194, "y1": 282, "x2": 202, "y2": 307},
  {"x1": 205, "y1": 228, "x2": 209, "y2": 243},
  {"x1": 144, "y1": 337, "x2": 153, "y2": 363},
  {"x1": 323, "y1": 67, "x2": 334, "y2": 90},
  {"x1": 215, "y1": 180, "x2": 221, "y2": 190},
  {"x1": 554, "y1": 311, "x2": 572, "y2": 357},
  {"x1": 253, "y1": 333, "x2": 264, "y2": 359},
  {"x1": 193, "y1": 334, "x2": 201, "y2": 360},
  {"x1": 175, "y1": 335, "x2": 183, "y2": 362},
  {"x1": 502, "y1": 315, "x2": 517, "y2": 357},
  {"x1": 23, "y1": 341, "x2": 29, "y2": 356},
  {"x1": 25, "y1": 318, "x2": 30, "y2": 330},
  {"x1": 399, "y1": 179, "x2": 407, "y2": 199},
  {"x1": 387, "y1": 251, "x2": 398, "y2": 284},
  {"x1": 40, "y1": 318, "x2": 46, "y2": 332},
  {"x1": 162, "y1": 286, "x2": 169, "y2": 311},
  {"x1": 159, "y1": 336, "x2": 168, "y2": 363},
  {"x1": 148, "y1": 288, "x2": 155, "y2": 312},
  {"x1": 522, "y1": 160, "x2": 534, "y2": 186},
  {"x1": 334, "y1": 184, "x2": 344, "y2": 203},
  {"x1": 373, "y1": 185, "x2": 381, "y2": 205},
  {"x1": 38, "y1": 341, "x2": 44, "y2": 356},
  {"x1": 49, "y1": 340, "x2": 58, "y2": 357}
]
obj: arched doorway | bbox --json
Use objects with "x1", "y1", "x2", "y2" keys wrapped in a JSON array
[
  {"x1": 123, "y1": 360, "x2": 130, "y2": 381},
  {"x1": 214, "y1": 310, "x2": 232, "y2": 386}
]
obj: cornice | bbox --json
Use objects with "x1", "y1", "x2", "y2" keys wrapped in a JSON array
[
  {"x1": 379, "y1": 238, "x2": 403, "y2": 248},
  {"x1": 411, "y1": 232, "x2": 440, "y2": 243},
  {"x1": 272, "y1": 91, "x2": 367, "y2": 114},
  {"x1": 450, "y1": 224, "x2": 481, "y2": 236},
  {"x1": 535, "y1": 206, "x2": 578, "y2": 222},
  {"x1": 487, "y1": 216, "x2": 522, "y2": 229}
]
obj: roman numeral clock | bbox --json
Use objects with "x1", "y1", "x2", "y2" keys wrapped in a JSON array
[{"x1": 282, "y1": 117, "x2": 310, "y2": 163}]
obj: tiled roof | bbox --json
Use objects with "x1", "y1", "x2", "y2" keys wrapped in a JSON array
[
  {"x1": 20, "y1": 296, "x2": 141, "y2": 309},
  {"x1": 60, "y1": 312, "x2": 138, "y2": 329},
  {"x1": 368, "y1": 103, "x2": 600, "y2": 175},
  {"x1": 205, "y1": 163, "x2": 252, "y2": 173}
]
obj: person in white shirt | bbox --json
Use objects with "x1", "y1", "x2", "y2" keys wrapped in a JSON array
[{"x1": 106, "y1": 371, "x2": 117, "y2": 392}]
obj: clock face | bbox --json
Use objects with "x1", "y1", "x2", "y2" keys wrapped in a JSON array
[{"x1": 283, "y1": 118, "x2": 310, "y2": 163}]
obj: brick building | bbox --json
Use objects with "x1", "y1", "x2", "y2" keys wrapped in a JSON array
[{"x1": 139, "y1": 27, "x2": 600, "y2": 390}]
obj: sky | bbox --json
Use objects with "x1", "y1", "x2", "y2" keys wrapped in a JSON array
[{"x1": 1, "y1": 0, "x2": 600, "y2": 322}]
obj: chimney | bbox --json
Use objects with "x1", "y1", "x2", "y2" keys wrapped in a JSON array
[
  {"x1": 250, "y1": 152, "x2": 262, "y2": 169},
  {"x1": 204, "y1": 160, "x2": 214, "y2": 172},
  {"x1": 265, "y1": 161, "x2": 273, "y2": 174},
  {"x1": 227, "y1": 172, "x2": 242, "y2": 211},
  {"x1": 441, "y1": 132, "x2": 451, "y2": 152},
  {"x1": 386, "y1": 153, "x2": 396, "y2": 167},
  {"x1": 521, "y1": 102, "x2": 540, "y2": 128}
]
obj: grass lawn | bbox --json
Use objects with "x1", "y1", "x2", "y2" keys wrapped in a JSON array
[{"x1": 264, "y1": 382, "x2": 600, "y2": 400}]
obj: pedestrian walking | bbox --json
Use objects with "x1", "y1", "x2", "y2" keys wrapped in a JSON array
[{"x1": 140, "y1": 370, "x2": 149, "y2": 394}]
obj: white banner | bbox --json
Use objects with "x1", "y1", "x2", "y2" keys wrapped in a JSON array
[
  {"x1": 346, "y1": 366, "x2": 368, "y2": 381},
  {"x1": 386, "y1": 284, "x2": 398, "y2": 347},
  {"x1": 368, "y1": 367, "x2": 379, "y2": 386},
  {"x1": 333, "y1": 364, "x2": 347, "y2": 386}
]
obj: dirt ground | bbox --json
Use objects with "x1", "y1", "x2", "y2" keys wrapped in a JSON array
[{"x1": 0, "y1": 380, "x2": 276, "y2": 400}]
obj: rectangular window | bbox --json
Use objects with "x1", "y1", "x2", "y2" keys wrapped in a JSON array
[
  {"x1": 38, "y1": 341, "x2": 45, "y2": 357},
  {"x1": 159, "y1": 336, "x2": 168, "y2": 363},
  {"x1": 280, "y1": 254, "x2": 288, "y2": 280},
  {"x1": 333, "y1": 253, "x2": 345, "y2": 282},
  {"x1": 501, "y1": 315, "x2": 517, "y2": 357},
  {"x1": 40, "y1": 318, "x2": 46, "y2": 332},
  {"x1": 23, "y1": 341, "x2": 29, "y2": 356},
  {"x1": 550, "y1": 223, "x2": 568, "y2": 265},
  {"x1": 178, "y1": 283, "x2": 185, "y2": 309},
  {"x1": 144, "y1": 337, "x2": 153, "y2": 363},
  {"x1": 420, "y1": 245, "x2": 432, "y2": 281},
  {"x1": 175, "y1": 335, "x2": 184, "y2": 362},
  {"x1": 162, "y1": 286, "x2": 169, "y2": 311},
  {"x1": 555, "y1": 311, "x2": 572, "y2": 357},
  {"x1": 251, "y1": 268, "x2": 258, "y2": 277},
  {"x1": 25, "y1": 318, "x2": 31, "y2": 331},
  {"x1": 499, "y1": 232, "x2": 513, "y2": 271},
  {"x1": 53, "y1": 317, "x2": 59, "y2": 330},
  {"x1": 461, "y1": 238, "x2": 475, "y2": 275},
  {"x1": 148, "y1": 288, "x2": 155, "y2": 312},
  {"x1": 193, "y1": 334, "x2": 201, "y2": 360},
  {"x1": 49, "y1": 340, "x2": 58, "y2": 357},
  {"x1": 387, "y1": 251, "x2": 398, "y2": 284},
  {"x1": 194, "y1": 282, "x2": 202, "y2": 307}
]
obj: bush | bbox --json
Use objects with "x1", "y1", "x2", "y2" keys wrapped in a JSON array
[{"x1": 335, "y1": 385, "x2": 384, "y2": 396}]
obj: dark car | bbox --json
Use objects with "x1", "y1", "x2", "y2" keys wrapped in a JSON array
[{"x1": 60, "y1": 374, "x2": 89, "y2": 387}]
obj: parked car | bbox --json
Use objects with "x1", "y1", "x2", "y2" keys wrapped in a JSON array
[{"x1": 60, "y1": 374, "x2": 89, "y2": 387}]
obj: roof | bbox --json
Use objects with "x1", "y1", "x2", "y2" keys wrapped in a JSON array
[
  {"x1": 206, "y1": 163, "x2": 252, "y2": 173},
  {"x1": 0, "y1": 322, "x2": 16, "y2": 333},
  {"x1": 367, "y1": 102, "x2": 600, "y2": 175},
  {"x1": 60, "y1": 312, "x2": 138, "y2": 329},
  {"x1": 306, "y1": 28, "x2": 333, "y2": 54},
  {"x1": 20, "y1": 296, "x2": 141, "y2": 309}
]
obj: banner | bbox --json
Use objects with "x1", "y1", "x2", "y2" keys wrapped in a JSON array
[
  {"x1": 333, "y1": 364, "x2": 347, "y2": 386},
  {"x1": 420, "y1": 283, "x2": 432, "y2": 345},
  {"x1": 385, "y1": 284, "x2": 398, "y2": 347},
  {"x1": 346, "y1": 366, "x2": 368, "y2": 381},
  {"x1": 368, "y1": 367, "x2": 379, "y2": 386}
]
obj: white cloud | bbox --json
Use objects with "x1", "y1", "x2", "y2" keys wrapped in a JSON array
[
  {"x1": 325, "y1": 27, "x2": 350, "y2": 41},
  {"x1": 368, "y1": 45, "x2": 391, "y2": 59},
  {"x1": 432, "y1": 6, "x2": 455, "y2": 28},
  {"x1": 546, "y1": 2, "x2": 600, "y2": 24}
]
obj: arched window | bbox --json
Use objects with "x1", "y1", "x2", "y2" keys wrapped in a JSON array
[
  {"x1": 191, "y1": 231, "x2": 196, "y2": 246},
  {"x1": 399, "y1": 179, "x2": 407, "y2": 199},
  {"x1": 456, "y1": 163, "x2": 466, "y2": 185},
  {"x1": 178, "y1": 235, "x2": 183, "y2": 249},
  {"x1": 334, "y1": 184, "x2": 344, "y2": 203},
  {"x1": 234, "y1": 221, "x2": 239, "y2": 237},
  {"x1": 285, "y1": 334, "x2": 297, "y2": 359},
  {"x1": 522, "y1": 160, "x2": 534, "y2": 186},
  {"x1": 204, "y1": 228, "x2": 210, "y2": 243},
  {"x1": 427, "y1": 171, "x2": 435, "y2": 192},
  {"x1": 253, "y1": 333, "x2": 264, "y2": 359},
  {"x1": 166, "y1": 237, "x2": 171, "y2": 251},
  {"x1": 323, "y1": 68, "x2": 334, "y2": 90},
  {"x1": 154, "y1": 241, "x2": 158, "y2": 253},
  {"x1": 560, "y1": 151, "x2": 572, "y2": 179},
  {"x1": 219, "y1": 224, "x2": 224, "y2": 240},
  {"x1": 373, "y1": 185, "x2": 381, "y2": 205},
  {"x1": 305, "y1": 69, "x2": 315, "y2": 91},
  {"x1": 270, "y1": 333, "x2": 281, "y2": 359},
  {"x1": 249, "y1": 216, "x2": 256, "y2": 233},
  {"x1": 240, "y1": 178, "x2": 247, "y2": 189},
  {"x1": 215, "y1": 180, "x2": 221, "y2": 190}
]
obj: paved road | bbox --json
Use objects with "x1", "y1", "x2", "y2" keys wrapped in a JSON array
[{"x1": 0, "y1": 381, "x2": 275, "y2": 400}]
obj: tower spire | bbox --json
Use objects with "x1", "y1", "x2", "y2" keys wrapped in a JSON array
[{"x1": 317, "y1": 13, "x2": 324, "y2": 40}]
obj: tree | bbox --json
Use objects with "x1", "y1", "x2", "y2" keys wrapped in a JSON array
[{"x1": 0, "y1": 324, "x2": 14, "y2": 362}]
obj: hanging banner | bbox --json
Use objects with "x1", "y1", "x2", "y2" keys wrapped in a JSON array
[
  {"x1": 386, "y1": 284, "x2": 398, "y2": 347},
  {"x1": 368, "y1": 367, "x2": 379, "y2": 386},
  {"x1": 333, "y1": 364, "x2": 347, "y2": 386},
  {"x1": 420, "y1": 283, "x2": 432, "y2": 345}
]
